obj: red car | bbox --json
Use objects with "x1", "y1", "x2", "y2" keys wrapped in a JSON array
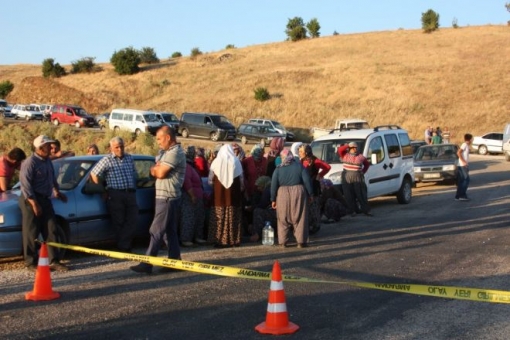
[{"x1": 50, "y1": 104, "x2": 96, "y2": 128}]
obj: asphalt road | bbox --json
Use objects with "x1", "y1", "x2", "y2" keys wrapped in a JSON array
[{"x1": 1, "y1": 154, "x2": 510, "y2": 340}]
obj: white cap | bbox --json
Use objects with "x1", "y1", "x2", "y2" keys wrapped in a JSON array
[
  {"x1": 348, "y1": 142, "x2": 358, "y2": 148},
  {"x1": 33, "y1": 135, "x2": 55, "y2": 149}
]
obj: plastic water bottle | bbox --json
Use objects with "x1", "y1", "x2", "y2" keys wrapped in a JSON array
[
  {"x1": 262, "y1": 221, "x2": 270, "y2": 245},
  {"x1": 267, "y1": 222, "x2": 274, "y2": 246}
]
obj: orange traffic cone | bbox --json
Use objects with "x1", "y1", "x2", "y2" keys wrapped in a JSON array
[
  {"x1": 25, "y1": 243, "x2": 60, "y2": 301},
  {"x1": 255, "y1": 260, "x2": 299, "y2": 335}
]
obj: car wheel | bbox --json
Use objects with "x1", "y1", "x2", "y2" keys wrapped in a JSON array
[
  {"x1": 260, "y1": 138, "x2": 266, "y2": 146},
  {"x1": 241, "y1": 136, "x2": 248, "y2": 144},
  {"x1": 478, "y1": 145, "x2": 488, "y2": 155},
  {"x1": 25, "y1": 115, "x2": 30, "y2": 121},
  {"x1": 210, "y1": 131, "x2": 219, "y2": 141},
  {"x1": 135, "y1": 128, "x2": 141, "y2": 136},
  {"x1": 506, "y1": 152, "x2": 510, "y2": 162},
  {"x1": 53, "y1": 119, "x2": 59, "y2": 126},
  {"x1": 396, "y1": 177, "x2": 412, "y2": 204},
  {"x1": 53, "y1": 220, "x2": 70, "y2": 260},
  {"x1": 75, "y1": 121, "x2": 81, "y2": 128},
  {"x1": 181, "y1": 129, "x2": 189, "y2": 138}
]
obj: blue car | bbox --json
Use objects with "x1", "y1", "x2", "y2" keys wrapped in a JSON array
[{"x1": 0, "y1": 155, "x2": 156, "y2": 257}]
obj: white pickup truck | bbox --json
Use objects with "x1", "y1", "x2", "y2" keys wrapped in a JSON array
[{"x1": 311, "y1": 119, "x2": 370, "y2": 140}]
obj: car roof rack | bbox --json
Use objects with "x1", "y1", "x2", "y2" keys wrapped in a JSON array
[{"x1": 373, "y1": 125, "x2": 402, "y2": 132}]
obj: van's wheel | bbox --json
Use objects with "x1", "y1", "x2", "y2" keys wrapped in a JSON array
[
  {"x1": 241, "y1": 136, "x2": 248, "y2": 144},
  {"x1": 396, "y1": 177, "x2": 412, "y2": 204},
  {"x1": 135, "y1": 128, "x2": 141, "y2": 136},
  {"x1": 478, "y1": 145, "x2": 488, "y2": 155},
  {"x1": 210, "y1": 131, "x2": 219, "y2": 141},
  {"x1": 53, "y1": 119, "x2": 59, "y2": 126},
  {"x1": 75, "y1": 121, "x2": 81, "y2": 128},
  {"x1": 181, "y1": 129, "x2": 189, "y2": 138},
  {"x1": 25, "y1": 115, "x2": 30, "y2": 121}
]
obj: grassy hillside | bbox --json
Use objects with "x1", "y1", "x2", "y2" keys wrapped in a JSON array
[{"x1": 1, "y1": 25, "x2": 510, "y2": 142}]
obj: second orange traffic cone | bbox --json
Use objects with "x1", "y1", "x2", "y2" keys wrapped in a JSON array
[
  {"x1": 255, "y1": 260, "x2": 299, "y2": 335},
  {"x1": 25, "y1": 242, "x2": 60, "y2": 301}
]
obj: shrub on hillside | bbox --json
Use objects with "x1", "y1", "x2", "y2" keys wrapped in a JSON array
[
  {"x1": 333, "y1": 30, "x2": 339, "y2": 36},
  {"x1": 139, "y1": 47, "x2": 160, "y2": 64},
  {"x1": 225, "y1": 44, "x2": 236, "y2": 49},
  {"x1": 42, "y1": 58, "x2": 67, "y2": 78},
  {"x1": 422, "y1": 9, "x2": 440, "y2": 33},
  {"x1": 452, "y1": 18, "x2": 459, "y2": 29},
  {"x1": 306, "y1": 18, "x2": 321, "y2": 38},
  {"x1": 171, "y1": 52, "x2": 182, "y2": 58},
  {"x1": 0, "y1": 80, "x2": 14, "y2": 98},
  {"x1": 285, "y1": 17, "x2": 307, "y2": 41},
  {"x1": 110, "y1": 47, "x2": 141, "y2": 75},
  {"x1": 254, "y1": 87, "x2": 270, "y2": 101},
  {"x1": 71, "y1": 57, "x2": 98, "y2": 74},
  {"x1": 190, "y1": 47, "x2": 203, "y2": 58}
]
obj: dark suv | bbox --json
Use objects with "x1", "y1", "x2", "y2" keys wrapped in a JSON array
[
  {"x1": 237, "y1": 123, "x2": 286, "y2": 146},
  {"x1": 178, "y1": 112, "x2": 236, "y2": 141}
]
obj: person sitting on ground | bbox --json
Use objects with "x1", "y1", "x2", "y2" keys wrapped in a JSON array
[
  {"x1": 247, "y1": 176, "x2": 276, "y2": 243},
  {"x1": 0, "y1": 147, "x2": 27, "y2": 192},
  {"x1": 319, "y1": 179, "x2": 348, "y2": 223}
]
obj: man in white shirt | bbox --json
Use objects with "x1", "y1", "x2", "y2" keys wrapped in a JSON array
[{"x1": 455, "y1": 133, "x2": 472, "y2": 201}]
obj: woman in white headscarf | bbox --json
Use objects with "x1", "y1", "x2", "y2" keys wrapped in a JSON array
[{"x1": 207, "y1": 144, "x2": 244, "y2": 248}]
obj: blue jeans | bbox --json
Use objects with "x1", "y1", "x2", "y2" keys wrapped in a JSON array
[
  {"x1": 143, "y1": 197, "x2": 182, "y2": 268},
  {"x1": 456, "y1": 166, "x2": 470, "y2": 199}
]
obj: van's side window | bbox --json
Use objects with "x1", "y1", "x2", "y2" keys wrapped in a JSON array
[
  {"x1": 398, "y1": 133, "x2": 413, "y2": 157},
  {"x1": 66, "y1": 108, "x2": 73, "y2": 116},
  {"x1": 384, "y1": 134, "x2": 401, "y2": 158},
  {"x1": 135, "y1": 115, "x2": 143, "y2": 122},
  {"x1": 124, "y1": 114, "x2": 132, "y2": 122},
  {"x1": 368, "y1": 137, "x2": 385, "y2": 164},
  {"x1": 205, "y1": 117, "x2": 212, "y2": 125},
  {"x1": 111, "y1": 112, "x2": 122, "y2": 120},
  {"x1": 59, "y1": 106, "x2": 65, "y2": 114}
]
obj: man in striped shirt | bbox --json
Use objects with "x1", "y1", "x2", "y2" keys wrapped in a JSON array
[
  {"x1": 337, "y1": 142, "x2": 372, "y2": 217},
  {"x1": 90, "y1": 136, "x2": 138, "y2": 252}
]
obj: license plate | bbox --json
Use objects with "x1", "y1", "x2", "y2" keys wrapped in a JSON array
[{"x1": 424, "y1": 173, "x2": 441, "y2": 179}]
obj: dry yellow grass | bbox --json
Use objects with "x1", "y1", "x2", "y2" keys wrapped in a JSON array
[{"x1": 1, "y1": 25, "x2": 510, "y2": 142}]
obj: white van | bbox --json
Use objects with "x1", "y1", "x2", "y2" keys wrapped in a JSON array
[
  {"x1": 310, "y1": 125, "x2": 415, "y2": 204},
  {"x1": 109, "y1": 109, "x2": 163, "y2": 135}
]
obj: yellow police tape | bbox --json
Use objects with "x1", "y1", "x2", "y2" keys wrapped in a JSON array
[{"x1": 48, "y1": 242, "x2": 510, "y2": 304}]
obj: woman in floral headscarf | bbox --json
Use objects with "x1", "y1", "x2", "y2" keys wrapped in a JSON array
[
  {"x1": 270, "y1": 149, "x2": 313, "y2": 248},
  {"x1": 208, "y1": 144, "x2": 244, "y2": 248},
  {"x1": 231, "y1": 143, "x2": 246, "y2": 162},
  {"x1": 265, "y1": 137, "x2": 285, "y2": 177}
]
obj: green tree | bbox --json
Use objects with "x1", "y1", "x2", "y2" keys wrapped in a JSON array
[
  {"x1": 71, "y1": 57, "x2": 97, "y2": 74},
  {"x1": 254, "y1": 87, "x2": 270, "y2": 101},
  {"x1": 285, "y1": 17, "x2": 307, "y2": 41},
  {"x1": 110, "y1": 47, "x2": 141, "y2": 75},
  {"x1": 171, "y1": 52, "x2": 182, "y2": 58},
  {"x1": 139, "y1": 47, "x2": 160, "y2": 64},
  {"x1": 41, "y1": 58, "x2": 66, "y2": 78},
  {"x1": 306, "y1": 18, "x2": 321, "y2": 38},
  {"x1": 421, "y1": 9, "x2": 440, "y2": 33},
  {"x1": 0, "y1": 80, "x2": 14, "y2": 98},
  {"x1": 190, "y1": 47, "x2": 203, "y2": 58},
  {"x1": 225, "y1": 44, "x2": 236, "y2": 49}
]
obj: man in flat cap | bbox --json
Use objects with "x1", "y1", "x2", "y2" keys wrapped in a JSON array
[{"x1": 19, "y1": 135, "x2": 69, "y2": 272}]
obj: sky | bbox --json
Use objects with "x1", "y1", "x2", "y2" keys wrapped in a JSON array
[{"x1": 2, "y1": 0, "x2": 509, "y2": 65}]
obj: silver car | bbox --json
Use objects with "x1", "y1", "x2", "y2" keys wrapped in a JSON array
[{"x1": 0, "y1": 155, "x2": 156, "y2": 257}]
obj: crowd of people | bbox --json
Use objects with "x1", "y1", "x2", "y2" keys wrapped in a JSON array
[
  {"x1": 424, "y1": 126, "x2": 452, "y2": 145},
  {"x1": 0, "y1": 124, "x2": 473, "y2": 272}
]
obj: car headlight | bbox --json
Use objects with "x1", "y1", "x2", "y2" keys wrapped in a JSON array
[
  {"x1": 327, "y1": 171, "x2": 343, "y2": 185},
  {"x1": 80, "y1": 118, "x2": 86, "y2": 121},
  {"x1": 413, "y1": 167, "x2": 421, "y2": 172},
  {"x1": 443, "y1": 165, "x2": 456, "y2": 171},
  {"x1": 0, "y1": 214, "x2": 4, "y2": 224}
]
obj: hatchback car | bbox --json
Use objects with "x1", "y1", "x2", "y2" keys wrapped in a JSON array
[
  {"x1": 51, "y1": 104, "x2": 96, "y2": 128},
  {"x1": 0, "y1": 155, "x2": 156, "y2": 257},
  {"x1": 411, "y1": 140, "x2": 427, "y2": 154},
  {"x1": 413, "y1": 144, "x2": 459, "y2": 184},
  {"x1": 0, "y1": 99, "x2": 13, "y2": 118},
  {"x1": 12, "y1": 104, "x2": 44, "y2": 121},
  {"x1": 471, "y1": 132, "x2": 503, "y2": 155},
  {"x1": 237, "y1": 123, "x2": 286, "y2": 145}
]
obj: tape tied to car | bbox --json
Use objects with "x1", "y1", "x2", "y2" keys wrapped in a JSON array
[{"x1": 47, "y1": 241, "x2": 510, "y2": 304}]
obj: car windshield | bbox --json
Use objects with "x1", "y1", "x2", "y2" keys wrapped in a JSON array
[
  {"x1": 0, "y1": 101, "x2": 7, "y2": 108},
  {"x1": 414, "y1": 146, "x2": 458, "y2": 161},
  {"x1": 271, "y1": 121, "x2": 286, "y2": 131},
  {"x1": 311, "y1": 139, "x2": 366, "y2": 164},
  {"x1": 27, "y1": 105, "x2": 39, "y2": 111},
  {"x1": 161, "y1": 113, "x2": 179, "y2": 122},
  {"x1": 75, "y1": 108, "x2": 88, "y2": 117},
  {"x1": 143, "y1": 113, "x2": 159, "y2": 122},
  {"x1": 212, "y1": 116, "x2": 232, "y2": 125},
  {"x1": 53, "y1": 160, "x2": 96, "y2": 190}
]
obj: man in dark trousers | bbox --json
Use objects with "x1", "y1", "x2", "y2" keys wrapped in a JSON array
[
  {"x1": 337, "y1": 142, "x2": 372, "y2": 217},
  {"x1": 90, "y1": 136, "x2": 138, "y2": 252},
  {"x1": 19, "y1": 135, "x2": 69, "y2": 272}
]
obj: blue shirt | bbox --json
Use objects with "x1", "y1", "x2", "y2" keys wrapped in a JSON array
[
  {"x1": 19, "y1": 153, "x2": 58, "y2": 199},
  {"x1": 91, "y1": 153, "x2": 136, "y2": 190}
]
